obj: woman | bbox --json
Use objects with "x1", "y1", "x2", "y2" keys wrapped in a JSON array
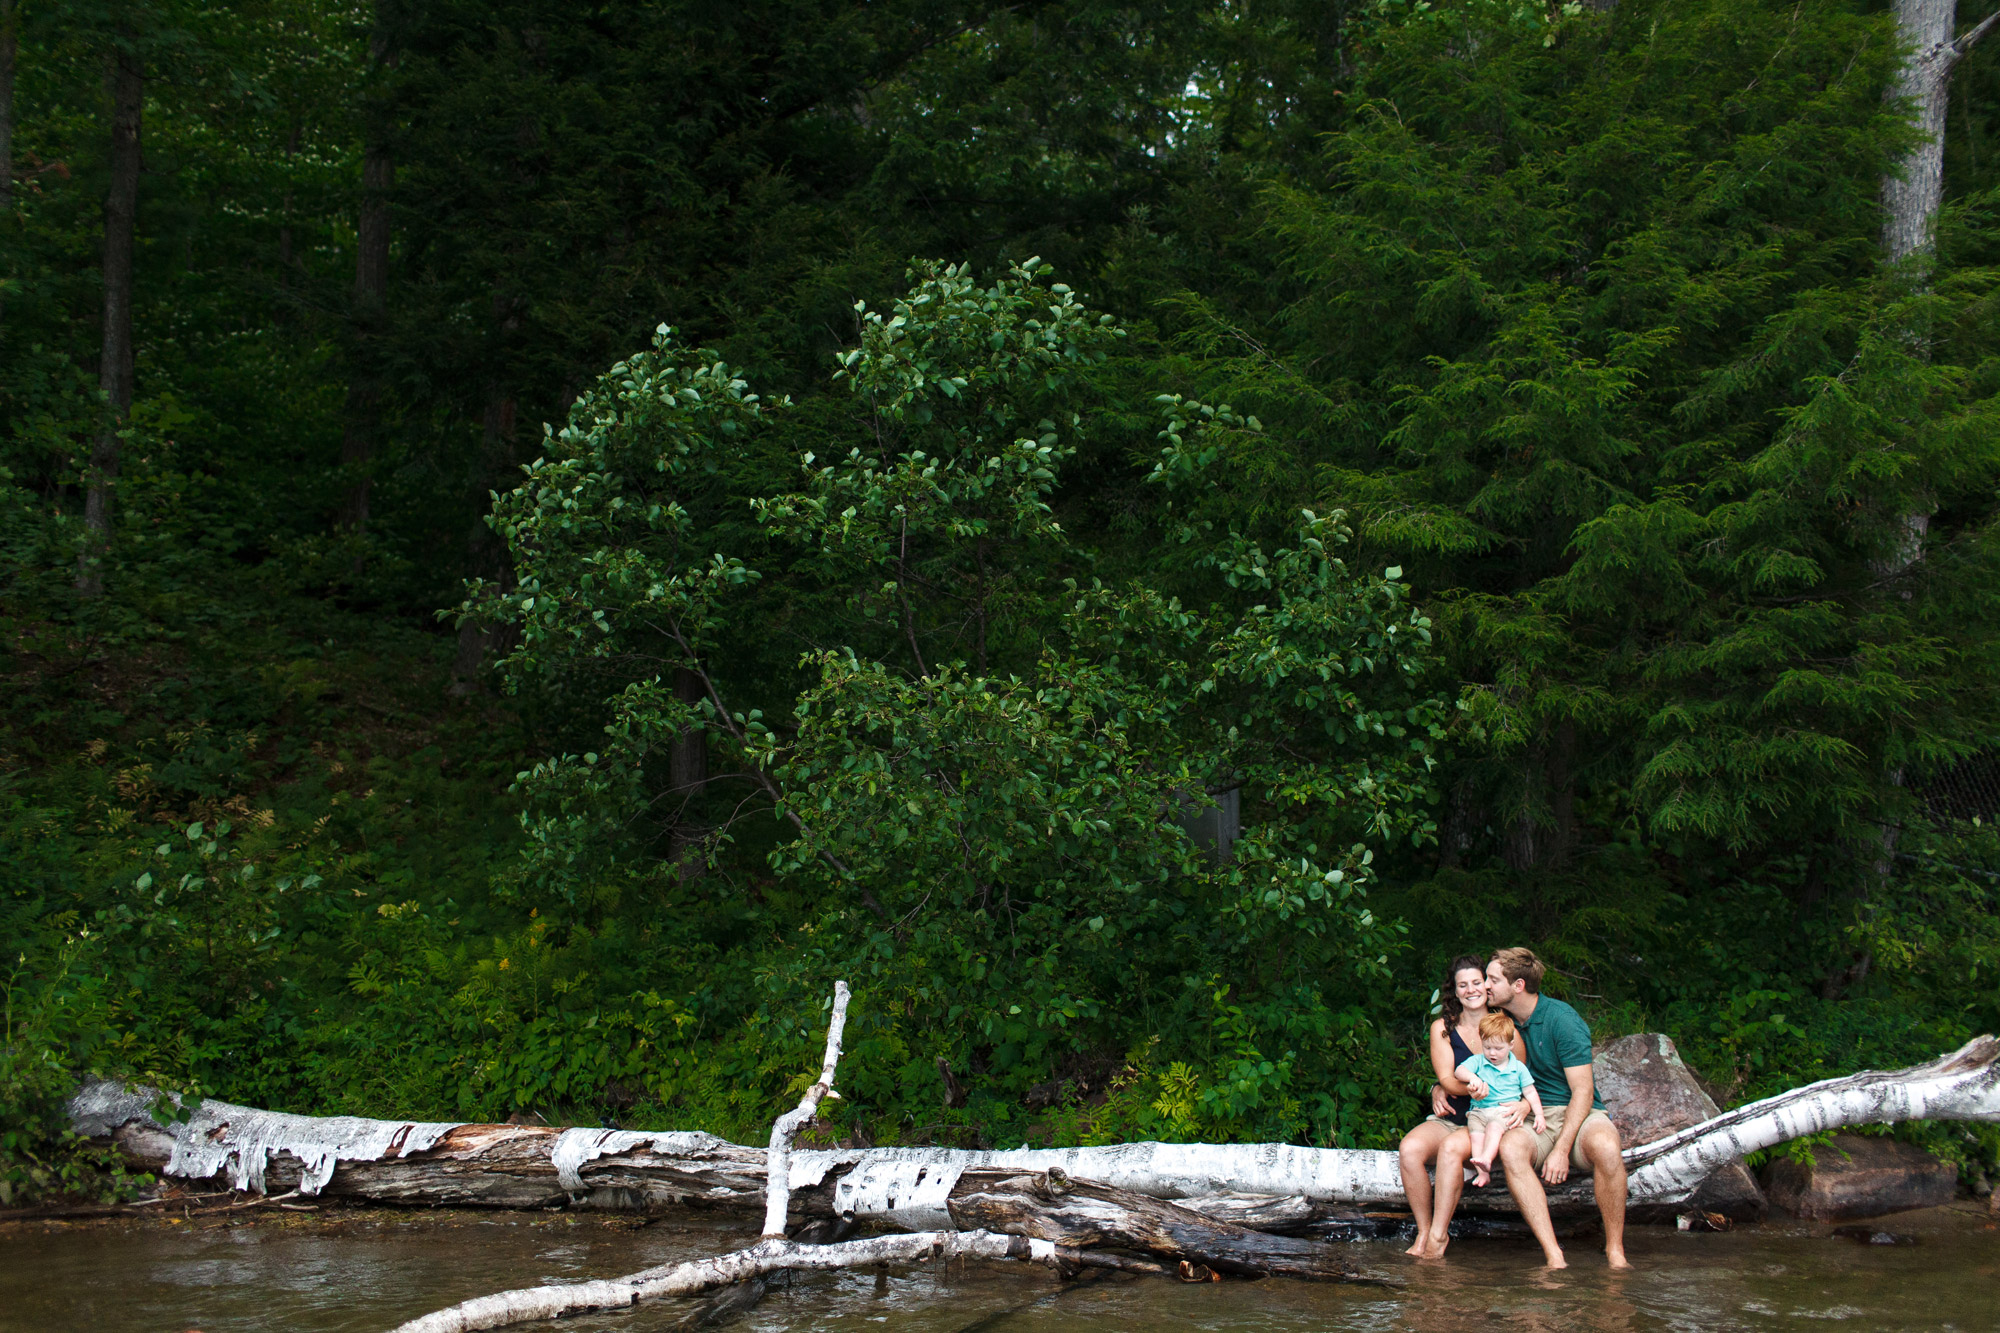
[{"x1": 1397, "y1": 954, "x2": 1505, "y2": 1256}]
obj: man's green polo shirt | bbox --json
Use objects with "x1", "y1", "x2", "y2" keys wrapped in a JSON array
[{"x1": 1516, "y1": 993, "x2": 1607, "y2": 1110}]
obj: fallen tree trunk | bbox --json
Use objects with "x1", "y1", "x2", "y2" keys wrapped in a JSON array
[
  {"x1": 71, "y1": 1035, "x2": 2000, "y2": 1222},
  {"x1": 946, "y1": 1167, "x2": 1352, "y2": 1279}
]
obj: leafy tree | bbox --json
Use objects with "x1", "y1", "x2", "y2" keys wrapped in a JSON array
[
  {"x1": 1158, "y1": 0, "x2": 2000, "y2": 997},
  {"x1": 478, "y1": 260, "x2": 1448, "y2": 1135}
]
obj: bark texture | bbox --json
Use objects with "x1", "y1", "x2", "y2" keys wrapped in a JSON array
[
  {"x1": 761, "y1": 979, "x2": 849, "y2": 1236},
  {"x1": 71, "y1": 1035, "x2": 2000, "y2": 1222},
  {"x1": 389, "y1": 1229, "x2": 1062, "y2": 1333},
  {"x1": 946, "y1": 1168, "x2": 1353, "y2": 1279},
  {"x1": 78, "y1": 45, "x2": 143, "y2": 594},
  {"x1": 1881, "y1": 0, "x2": 1999, "y2": 263}
]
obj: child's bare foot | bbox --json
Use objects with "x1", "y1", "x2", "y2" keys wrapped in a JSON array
[{"x1": 1471, "y1": 1161, "x2": 1491, "y2": 1188}]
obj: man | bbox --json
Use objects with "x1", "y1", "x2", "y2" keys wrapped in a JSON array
[{"x1": 1425, "y1": 947, "x2": 1631, "y2": 1268}]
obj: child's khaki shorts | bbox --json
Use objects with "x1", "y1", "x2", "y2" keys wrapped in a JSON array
[{"x1": 1464, "y1": 1106, "x2": 1513, "y2": 1134}]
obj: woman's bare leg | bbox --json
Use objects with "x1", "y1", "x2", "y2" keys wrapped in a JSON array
[
  {"x1": 1397, "y1": 1120, "x2": 1455, "y2": 1256},
  {"x1": 1424, "y1": 1128, "x2": 1474, "y2": 1257}
]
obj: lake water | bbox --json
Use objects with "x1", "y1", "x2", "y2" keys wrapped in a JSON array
[{"x1": 4, "y1": 1203, "x2": 1995, "y2": 1332}]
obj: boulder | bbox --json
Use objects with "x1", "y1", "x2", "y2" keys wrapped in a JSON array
[
  {"x1": 1592, "y1": 1033, "x2": 1767, "y2": 1221},
  {"x1": 1761, "y1": 1134, "x2": 1958, "y2": 1221}
]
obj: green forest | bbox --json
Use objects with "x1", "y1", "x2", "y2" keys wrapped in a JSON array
[{"x1": 6, "y1": 0, "x2": 2000, "y2": 1206}]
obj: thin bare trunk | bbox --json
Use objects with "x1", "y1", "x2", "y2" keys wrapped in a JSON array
[
  {"x1": 78, "y1": 47, "x2": 142, "y2": 595},
  {"x1": 1, "y1": 0, "x2": 16, "y2": 210},
  {"x1": 1880, "y1": 0, "x2": 1999, "y2": 264},
  {"x1": 669, "y1": 667, "x2": 708, "y2": 874},
  {"x1": 340, "y1": 23, "x2": 394, "y2": 535},
  {"x1": 449, "y1": 389, "x2": 518, "y2": 694}
]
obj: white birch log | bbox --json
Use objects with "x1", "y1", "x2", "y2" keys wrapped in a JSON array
[
  {"x1": 1622, "y1": 1033, "x2": 2000, "y2": 1201},
  {"x1": 390, "y1": 981, "x2": 1122, "y2": 1333},
  {"x1": 387, "y1": 1228, "x2": 1060, "y2": 1333},
  {"x1": 71, "y1": 1035, "x2": 2000, "y2": 1217}
]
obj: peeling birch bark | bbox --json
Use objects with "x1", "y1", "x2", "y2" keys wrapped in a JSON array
[
  {"x1": 72, "y1": 1035, "x2": 2000, "y2": 1219},
  {"x1": 761, "y1": 979, "x2": 850, "y2": 1237},
  {"x1": 946, "y1": 1168, "x2": 1354, "y2": 1279},
  {"x1": 388, "y1": 1229, "x2": 1068, "y2": 1333}
]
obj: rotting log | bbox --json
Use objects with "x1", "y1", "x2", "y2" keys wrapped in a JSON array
[
  {"x1": 71, "y1": 1035, "x2": 2000, "y2": 1224},
  {"x1": 945, "y1": 1167, "x2": 1353, "y2": 1279}
]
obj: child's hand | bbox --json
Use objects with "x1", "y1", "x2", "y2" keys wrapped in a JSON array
[
  {"x1": 1466, "y1": 1078, "x2": 1488, "y2": 1100},
  {"x1": 1532, "y1": 1111, "x2": 1546, "y2": 1134}
]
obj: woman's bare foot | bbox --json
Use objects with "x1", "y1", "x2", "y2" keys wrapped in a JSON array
[
  {"x1": 1403, "y1": 1235, "x2": 1429, "y2": 1257},
  {"x1": 1421, "y1": 1231, "x2": 1451, "y2": 1259}
]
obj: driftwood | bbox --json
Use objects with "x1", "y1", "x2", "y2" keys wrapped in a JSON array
[
  {"x1": 946, "y1": 1167, "x2": 1352, "y2": 1279},
  {"x1": 72, "y1": 1034, "x2": 2000, "y2": 1228},
  {"x1": 389, "y1": 982, "x2": 1200, "y2": 1333},
  {"x1": 71, "y1": 1035, "x2": 2000, "y2": 1223}
]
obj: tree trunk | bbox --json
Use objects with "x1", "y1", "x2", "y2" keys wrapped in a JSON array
[
  {"x1": 1879, "y1": 0, "x2": 1999, "y2": 263},
  {"x1": 449, "y1": 390, "x2": 519, "y2": 694},
  {"x1": 947, "y1": 1168, "x2": 1353, "y2": 1279},
  {"x1": 339, "y1": 21, "x2": 394, "y2": 536},
  {"x1": 69, "y1": 1035, "x2": 2000, "y2": 1220},
  {"x1": 1, "y1": 0, "x2": 17, "y2": 211},
  {"x1": 669, "y1": 666, "x2": 709, "y2": 873},
  {"x1": 77, "y1": 47, "x2": 142, "y2": 595},
  {"x1": 1841, "y1": 0, "x2": 2000, "y2": 994}
]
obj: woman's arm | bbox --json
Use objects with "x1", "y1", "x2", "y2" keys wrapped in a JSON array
[{"x1": 1430, "y1": 1021, "x2": 1474, "y2": 1095}]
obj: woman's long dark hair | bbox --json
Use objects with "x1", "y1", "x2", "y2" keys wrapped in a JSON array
[{"x1": 1439, "y1": 954, "x2": 1487, "y2": 1026}]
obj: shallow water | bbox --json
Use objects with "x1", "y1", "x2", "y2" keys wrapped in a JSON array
[{"x1": 3, "y1": 1203, "x2": 1995, "y2": 1332}]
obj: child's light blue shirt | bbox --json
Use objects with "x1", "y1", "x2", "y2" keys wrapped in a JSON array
[{"x1": 1460, "y1": 1052, "x2": 1534, "y2": 1110}]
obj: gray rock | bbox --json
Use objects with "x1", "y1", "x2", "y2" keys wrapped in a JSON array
[
  {"x1": 1761, "y1": 1134, "x2": 1958, "y2": 1221},
  {"x1": 65, "y1": 1079, "x2": 176, "y2": 1137},
  {"x1": 1592, "y1": 1033, "x2": 1767, "y2": 1221}
]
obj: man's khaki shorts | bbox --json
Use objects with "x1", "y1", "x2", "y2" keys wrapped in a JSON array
[{"x1": 1532, "y1": 1103, "x2": 1614, "y2": 1170}]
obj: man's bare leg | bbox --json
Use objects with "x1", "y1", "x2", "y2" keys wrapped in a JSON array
[
  {"x1": 1578, "y1": 1117, "x2": 1630, "y2": 1268},
  {"x1": 1498, "y1": 1127, "x2": 1565, "y2": 1268},
  {"x1": 1424, "y1": 1130, "x2": 1474, "y2": 1257}
]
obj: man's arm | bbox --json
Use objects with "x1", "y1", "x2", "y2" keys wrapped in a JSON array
[{"x1": 1541, "y1": 1063, "x2": 1594, "y2": 1185}]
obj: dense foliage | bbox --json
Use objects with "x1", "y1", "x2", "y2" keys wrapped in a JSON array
[{"x1": 4, "y1": 0, "x2": 1998, "y2": 1203}]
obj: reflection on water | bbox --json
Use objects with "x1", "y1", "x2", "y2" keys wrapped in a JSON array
[{"x1": 3, "y1": 1204, "x2": 1995, "y2": 1333}]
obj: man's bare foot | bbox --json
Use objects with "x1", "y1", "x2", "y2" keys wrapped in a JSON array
[
  {"x1": 1471, "y1": 1163, "x2": 1491, "y2": 1188},
  {"x1": 1605, "y1": 1246, "x2": 1632, "y2": 1270},
  {"x1": 1542, "y1": 1248, "x2": 1568, "y2": 1269}
]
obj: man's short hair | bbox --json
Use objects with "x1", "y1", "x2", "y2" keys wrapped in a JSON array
[
  {"x1": 1490, "y1": 947, "x2": 1545, "y2": 993},
  {"x1": 1478, "y1": 1011, "x2": 1517, "y2": 1043}
]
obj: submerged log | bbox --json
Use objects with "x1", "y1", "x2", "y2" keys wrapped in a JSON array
[
  {"x1": 946, "y1": 1167, "x2": 1352, "y2": 1279},
  {"x1": 71, "y1": 1034, "x2": 2000, "y2": 1224}
]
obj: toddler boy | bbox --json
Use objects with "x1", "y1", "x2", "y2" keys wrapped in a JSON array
[{"x1": 1456, "y1": 1011, "x2": 1544, "y2": 1187}]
